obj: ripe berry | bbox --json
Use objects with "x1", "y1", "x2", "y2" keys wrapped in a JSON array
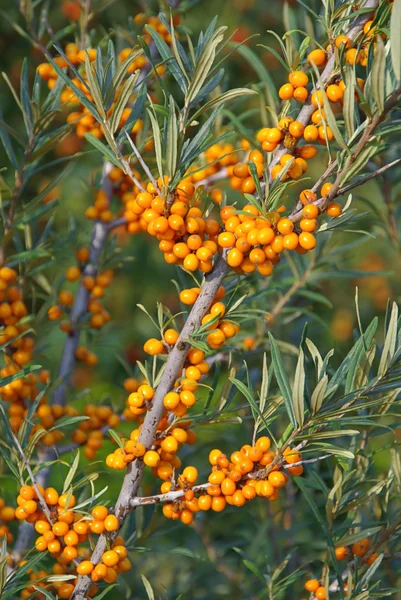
[
  {"x1": 288, "y1": 121, "x2": 305, "y2": 138},
  {"x1": 77, "y1": 560, "x2": 94, "y2": 575},
  {"x1": 304, "y1": 579, "x2": 320, "y2": 592},
  {"x1": 327, "y1": 84, "x2": 344, "y2": 102},
  {"x1": 298, "y1": 232, "x2": 316, "y2": 250},
  {"x1": 293, "y1": 87, "x2": 309, "y2": 102},
  {"x1": 268, "y1": 471, "x2": 288, "y2": 488},
  {"x1": 303, "y1": 124, "x2": 318, "y2": 142},
  {"x1": 307, "y1": 49, "x2": 327, "y2": 67},
  {"x1": 279, "y1": 83, "x2": 294, "y2": 100},
  {"x1": 104, "y1": 515, "x2": 119, "y2": 532},
  {"x1": 102, "y1": 550, "x2": 119, "y2": 567},
  {"x1": 315, "y1": 586, "x2": 327, "y2": 600},
  {"x1": 335, "y1": 546, "x2": 349, "y2": 560},
  {"x1": 289, "y1": 71, "x2": 309, "y2": 87},
  {"x1": 351, "y1": 537, "x2": 370, "y2": 557},
  {"x1": 326, "y1": 202, "x2": 342, "y2": 217},
  {"x1": 143, "y1": 450, "x2": 160, "y2": 467}
]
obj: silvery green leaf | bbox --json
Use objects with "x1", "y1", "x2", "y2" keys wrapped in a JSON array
[
  {"x1": 292, "y1": 347, "x2": 305, "y2": 427},
  {"x1": 110, "y1": 72, "x2": 140, "y2": 134},
  {"x1": 84, "y1": 53, "x2": 106, "y2": 119},
  {"x1": 166, "y1": 96, "x2": 178, "y2": 178},
  {"x1": 268, "y1": 333, "x2": 297, "y2": 427},
  {"x1": 311, "y1": 374, "x2": 328, "y2": 415},
  {"x1": 343, "y1": 65, "x2": 356, "y2": 138},
  {"x1": 185, "y1": 26, "x2": 227, "y2": 107},
  {"x1": 147, "y1": 107, "x2": 164, "y2": 180},
  {"x1": 379, "y1": 301, "x2": 398, "y2": 375},
  {"x1": 370, "y1": 36, "x2": 386, "y2": 114}
]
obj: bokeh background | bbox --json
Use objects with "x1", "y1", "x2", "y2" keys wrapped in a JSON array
[{"x1": 1, "y1": 0, "x2": 401, "y2": 598}]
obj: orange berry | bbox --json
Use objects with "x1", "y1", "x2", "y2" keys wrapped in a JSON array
[
  {"x1": 315, "y1": 586, "x2": 327, "y2": 600},
  {"x1": 77, "y1": 560, "x2": 94, "y2": 575},
  {"x1": 298, "y1": 232, "x2": 316, "y2": 250},
  {"x1": 102, "y1": 550, "x2": 119, "y2": 567},
  {"x1": 293, "y1": 86, "x2": 309, "y2": 102},
  {"x1": 268, "y1": 471, "x2": 288, "y2": 488},
  {"x1": 351, "y1": 538, "x2": 370, "y2": 557},
  {"x1": 321, "y1": 182, "x2": 333, "y2": 198},
  {"x1": 144, "y1": 450, "x2": 160, "y2": 467},
  {"x1": 327, "y1": 84, "x2": 343, "y2": 102},
  {"x1": 143, "y1": 338, "x2": 165, "y2": 356},
  {"x1": 288, "y1": 121, "x2": 305, "y2": 138},
  {"x1": 91, "y1": 505, "x2": 108, "y2": 521},
  {"x1": 279, "y1": 83, "x2": 294, "y2": 100},
  {"x1": 304, "y1": 579, "x2": 320, "y2": 592},
  {"x1": 335, "y1": 35, "x2": 351, "y2": 49},
  {"x1": 289, "y1": 71, "x2": 309, "y2": 87},
  {"x1": 335, "y1": 546, "x2": 349, "y2": 561},
  {"x1": 303, "y1": 125, "x2": 318, "y2": 142},
  {"x1": 326, "y1": 202, "x2": 342, "y2": 217},
  {"x1": 366, "y1": 552, "x2": 379, "y2": 566},
  {"x1": 104, "y1": 515, "x2": 119, "y2": 532},
  {"x1": 307, "y1": 49, "x2": 327, "y2": 67}
]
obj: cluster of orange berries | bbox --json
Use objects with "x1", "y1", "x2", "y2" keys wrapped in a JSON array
[
  {"x1": 0, "y1": 268, "x2": 31, "y2": 364},
  {"x1": 72, "y1": 404, "x2": 120, "y2": 460},
  {"x1": 16, "y1": 485, "x2": 131, "y2": 596},
  {"x1": 124, "y1": 177, "x2": 221, "y2": 272},
  {"x1": 37, "y1": 44, "x2": 144, "y2": 141},
  {"x1": 162, "y1": 440, "x2": 303, "y2": 524},
  {"x1": 220, "y1": 200, "x2": 317, "y2": 273},
  {"x1": 33, "y1": 402, "x2": 76, "y2": 447},
  {"x1": 136, "y1": 12, "x2": 181, "y2": 46},
  {"x1": 48, "y1": 248, "x2": 114, "y2": 363},
  {"x1": 37, "y1": 44, "x2": 97, "y2": 93},
  {"x1": 303, "y1": 538, "x2": 377, "y2": 599},
  {"x1": 0, "y1": 499, "x2": 16, "y2": 543},
  {"x1": 0, "y1": 266, "x2": 55, "y2": 431},
  {"x1": 106, "y1": 411, "x2": 197, "y2": 473}
]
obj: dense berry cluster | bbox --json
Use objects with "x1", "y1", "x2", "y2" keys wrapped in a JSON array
[{"x1": 15, "y1": 484, "x2": 131, "y2": 598}]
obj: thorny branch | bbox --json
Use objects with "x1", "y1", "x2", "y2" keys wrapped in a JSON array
[{"x1": 71, "y1": 256, "x2": 229, "y2": 599}]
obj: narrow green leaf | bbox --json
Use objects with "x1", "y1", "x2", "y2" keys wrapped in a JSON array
[
  {"x1": 292, "y1": 347, "x2": 305, "y2": 427},
  {"x1": 379, "y1": 301, "x2": 398, "y2": 375},
  {"x1": 62, "y1": 450, "x2": 80, "y2": 494},
  {"x1": 141, "y1": 574, "x2": 155, "y2": 600},
  {"x1": 343, "y1": 65, "x2": 356, "y2": 138},
  {"x1": 311, "y1": 374, "x2": 328, "y2": 415},
  {"x1": 166, "y1": 96, "x2": 178, "y2": 178},
  {"x1": 268, "y1": 333, "x2": 296, "y2": 427},
  {"x1": 147, "y1": 108, "x2": 164, "y2": 180},
  {"x1": 110, "y1": 72, "x2": 139, "y2": 134},
  {"x1": 370, "y1": 36, "x2": 386, "y2": 114},
  {"x1": 185, "y1": 27, "x2": 227, "y2": 106},
  {"x1": 84, "y1": 133, "x2": 122, "y2": 167}
]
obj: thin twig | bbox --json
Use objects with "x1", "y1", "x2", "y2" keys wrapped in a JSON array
[{"x1": 268, "y1": 0, "x2": 379, "y2": 181}]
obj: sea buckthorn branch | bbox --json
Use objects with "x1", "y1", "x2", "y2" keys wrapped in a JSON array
[
  {"x1": 71, "y1": 255, "x2": 229, "y2": 600},
  {"x1": 267, "y1": 0, "x2": 379, "y2": 179},
  {"x1": 327, "y1": 516, "x2": 401, "y2": 593},
  {"x1": 10, "y1": 432, "x2": 53, "y2": 525},
  {"x1": 128, "y1": 454, "x2": 332, "y2": 507},
  {"x1": 51, "y1": 164, "x2": 113, "y2": 407},
  {"x1": 288, "y1": 85, "x2": 401, "y2": 223},
  {"x1": 11, "y1": 166, "x2": 115, "y2": 561}
]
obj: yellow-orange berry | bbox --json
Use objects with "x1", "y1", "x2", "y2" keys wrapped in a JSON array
[{"x1": 307, "y1": 49, "x2": 326, "y2": 67}]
